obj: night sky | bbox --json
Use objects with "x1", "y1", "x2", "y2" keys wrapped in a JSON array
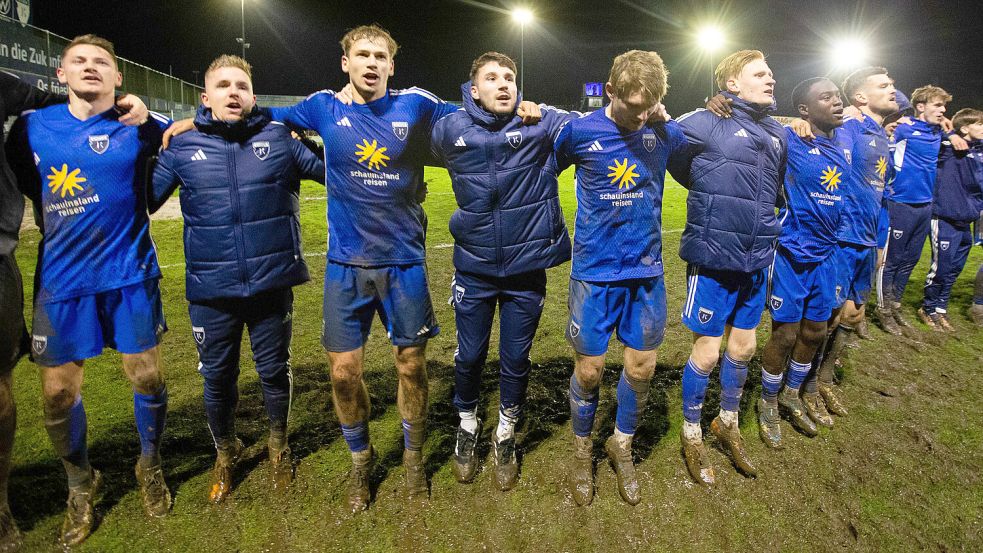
[{"x1": 32, "y1": 0, "x2": 983, "y2": 115}]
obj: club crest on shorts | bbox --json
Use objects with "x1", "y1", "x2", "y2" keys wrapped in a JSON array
[
  {"x1": 454, "y1": 285, "x2": 465, "y2": 303},
  {"x1": 31, "y1": 334, "x2": 47, "y2": 354},
  {"x1": 568, "y1": 320, "x2": 581, "y2": 338},
  {"x1": 192, "y1": 326, "x2": 205, "y2": 345},
  {"x1": 893, "y1": 230, "x2": 903, "y2": 240},
  {"x1": 506, "y1": 130, "x2": 523, "y2": 149},
  {"x1": 643, "y1": 132, "x2": 657, "y2": 152},
  {"x1": 941, "y1": 241, "x2": 950, "y2": 251},
  {"x1": 770, "y1": 295, "x2": 784, "y2": 311},
  {"x1": 88, "y1": 134, "x2": 109, "y2": 154},
  {"x1": 252, "y1": 141, "x2": 270, "y2": 160},
  {"x1": 697, "y1": 307, "x2": 714, "y2": 324},
  {"x1": 391, "y1": 121, "x2": 409, "y2": 141}
]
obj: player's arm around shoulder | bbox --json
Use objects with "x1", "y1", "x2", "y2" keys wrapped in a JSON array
[{"x1": 275, "y1": 123, "x2": 326, "y2": 185}]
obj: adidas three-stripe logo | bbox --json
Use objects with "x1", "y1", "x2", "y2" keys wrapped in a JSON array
[
  {"x1": 191, "y1": 149, "x2": 207, "y2": 161},
  {"x1": 734, "y1": 128, "x2": 749, "y2": 137},
  {"x1": 454, "y1": 136, "x2": 467, "y2": 147},
  {"x1": 336, "y1": 116, "x2": 352, "y2": 127},
  {"x1": 808, "y1": 147, "x2": 820, "y2": 155},
  {"x1": 588, "y1": 140, "x2": 603, "y2": 152}
]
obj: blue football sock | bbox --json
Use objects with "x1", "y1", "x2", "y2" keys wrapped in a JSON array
[
  {"x1": 681, "y1": 358, "x2": 711, "y2": 424},
  {"x1": 340, "y1": 421, "x2": 370, "y2": 453},
  {"x1": 568, "y1": 374, "x2": 598, "y2": 437},
  {"x1": 784, "y1": 360, "x2": 811, "y2": 392},
  {"x1": 134, "y1": 385, "x2": 168, "y2": 464},
  {"x1": 761, "y1": 369, "x2": 784, "y2": 402},
  {"x1": 44, "y1": 395, "x2": 92, "y2": 487},
  {"x1": 615, "y1": 370, "x2": 651, "y2": 435},
  {"x1": 719, "y1": 354, "x2": 749, "y2": 412}
]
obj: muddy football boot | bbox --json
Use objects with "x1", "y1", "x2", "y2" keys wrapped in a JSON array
[
  {"x1": 0, "y1": 503, "x2": 23, "y2": 553},
  {"x1": 875, "y1": 305, "x2": 902, "y2": 336},
  {"x1": 709, "y1": 416, "x2": 757, "y2": 477},
  {"x1": 917, "y1": 307, "x2": 942, "y2": 332},
  {"x1": 856, "y1": 319, "x2": 872, "y2": 340},
  {"x1": 135, "y1": 461, "x2": 172, "y2": 517},
  {"x1": 757, "y1": 398, "x2": 783, "y2": 449},
  {"x1": 452, "y1": 420, "x2": 481, "y2": 484},
  {"x1": 347, "y1": 446, "x2": 374, "y2": 513},
  {"x1": 680, "y1": 430, "x2": 715, "y2": 486},
  {"x1": 269, "y1": 444, "x2": 294, "y2": 492},
  {"x1": 209, "y1": 438, "x2": 244, "y2": 504},
  {"x1": 892, "y1": 303, "x2": 913, "y2": 328},
  {"x1": 818, "y1": 382, "x2": 848, "y2": 416},
  {"x1": 402, "y1": 449, "x2": 428, "y2": 499},
  {"x1": 567, "y1": 434, "x2": 594, "y2": 506},
  {"x1": 60, "y1": 469, "x2": 102, "y2": 547},
  {"x1": 937, "y1": 313, "x2": 955, "y2": 332},
  {"x1": 802, "y1": 392, "x2": 834, "y2": 428},
  {"x1": 778, "y1": 388, "x2": 818, "y2": 437},
  {"x1": 491, "y1": 433, "x2": 519, "y2": 492},
  {"x1": 604, "y1": 435, "x2": 640, "y2": 505},
  {"x1": 970, "y1": 304, "x2": 983, "y2": 327}
]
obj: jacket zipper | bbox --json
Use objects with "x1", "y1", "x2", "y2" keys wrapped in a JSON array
[
  {"x1": 486, "y1": 132, "x2": 503, "y2": 275},
  {"x1": 227, "y1": 141, "x2": 250, "y2": 293}
]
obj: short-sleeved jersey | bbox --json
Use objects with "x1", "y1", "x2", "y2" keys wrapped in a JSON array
[
  {"x1": 9, "y1": 104, "x2": 169, "y2": 304},
  {"x1": 835, "y1": 114, "x2": 890, "y2": 246},
  {"x1": 887, "y1": 119, "x2": 942, "y2": 204},
  {"x1": 778, "y1": 127, "x2": 850, "y2": 263},
  {"x1": 268, "y1": 87, "x2": 458, "y2": 267},
  {"x1": 552, "y1": 109, "x2": 688, "y2": 282}
]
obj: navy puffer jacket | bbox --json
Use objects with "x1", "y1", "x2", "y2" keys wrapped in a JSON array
[
  {"x1": 431, "y1": 83, "x2": 572, "y2": 277},
  {"x1": 151, "y1": 105, "x2": 325, "y2": 301},
  {"x1": 668, "y1": 93, "x2": 787, "y2": 273}
]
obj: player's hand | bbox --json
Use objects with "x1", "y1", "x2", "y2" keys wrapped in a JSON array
[
  {"x1": 948, "y1": 132, "x2": 969, "y2": 151},
  {"x1": 842, "y1": 105, "x2": 861, "y2": 120},
  {"x1": 941, "y1": 116, "x2": 954, "y2": 133},
  {"x1": 517, "y1": 101, "x2": 541, "y2": 125},
  {"x1": 647, "y1": 103, "x2": 671, "y2": 123},
  {"x1": 897, "y1": 116, "x2": 913, "y2": 126},
  {"x1": 162, "y1": 118, "x2": 196, "y2": 149},
  {"x1": 416, "y1": 181, "x2": 429, "y2": 204},
  {"x1": 789, "y1": 118, "x2": 816, "y2": 140},
  {"x1": 116, "y1": 94, "x2": 148, "y2": 126},
  {"x1": 335, "y1": 83, "x2": 355, "y2": 106},
  {"x1": 705, "y1": 93, "x2": 733, "y2": 118}
]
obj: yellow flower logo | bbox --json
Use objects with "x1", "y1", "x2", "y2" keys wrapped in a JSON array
[
  {"x1": 47, "y1": 164, "x2": 87, "y2": 198},
  {"x1": 875, "y1": 156, "x2": 888, "y2": 180},
  {"x1": 355, "y1": 138, "x2": 390, "y2": 170},
  {"x1": 607, "y1": 158, "x2": 639, "y2": 190},
  {"x1": 820, "y1": 165, "x2": 842, "y2": 192}
]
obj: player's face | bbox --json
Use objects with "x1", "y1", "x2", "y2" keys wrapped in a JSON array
[
  {"x1": 801, "y1": 80, "x2": 844, "y2": 129},
  {"x1": 917, "y1": 98, "x2": 947, "y2": 124},
  {"x1": 57, "y1": 44, "x2": 122, "y2": 101},
  {"x1": 962, "y1": 121, "x2": 983, "y2": 141},
  {"x1": 606, "y1": 87, "x2": 657, "y2": 131},
  {"x1": 860, "y1": 73, "x2": 898, "y2": 117},
  {"x1": 202, "y1": 66, "x2": 256, "y2": 122},
  {"x1": 731, "y1": 59, "x2": 775, "y2": 107},
  {"x1": 341, "y1": 38, "x2": 395, "y2": 103},
  {"x1": 470, "y1": 61, "x2": 517, "y2": 115}
]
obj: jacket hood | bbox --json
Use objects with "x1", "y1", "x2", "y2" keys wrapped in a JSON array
[
  {"x1": 461, "y1": 81, "x2": 523, "y2": 130},
  {"x1": 194, "y1": 103, "x2": 270, "y2": 141}
]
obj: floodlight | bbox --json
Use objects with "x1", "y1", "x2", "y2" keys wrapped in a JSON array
[
  {"x1": 512, "y1": 8, "x2": 534, "y2": 25},
  {"x1": 696, "y1": 26, "x2": 725, "y2": 53},
  {"x1": 830, "y1": 37, "x2": 869, "y2": 70}
]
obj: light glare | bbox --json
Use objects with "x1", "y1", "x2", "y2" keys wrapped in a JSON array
[
  {"x1": 512, "y1": 7, "x2": 534, "y2": 25},
  {"x1": 830, "y1": 37, "x2": 869, "y2": 70},
  {"x1": 696, "y1": 26, "x2": 725, "y2": 52}
]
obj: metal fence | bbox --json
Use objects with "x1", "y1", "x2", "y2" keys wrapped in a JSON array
[{"x1": 0, "y1": 16, "x2": 201, "y2": 120}]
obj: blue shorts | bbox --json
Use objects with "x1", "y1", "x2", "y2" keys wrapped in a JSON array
[
  {"x1": 321, "y1": 261, "x2": 439, "y2": 352},
  {"x1": 30, "y1": 279, "x2": 166, "y2": 367},
  {"x1": 876, "y1": 204, "x2": 890, "y2": 249},
  {"x1": 566, "y1": 277, "x2": 667, "y2": 356},
  {"x1": 768, "y1": 249, "x2": 836, "y2": 323},
  {"x1": 834, "y1": 242, "x2": 875, "y2": 307},
  {"x1": 681, "y1": 265, "x2": 768, "y2": 337}
]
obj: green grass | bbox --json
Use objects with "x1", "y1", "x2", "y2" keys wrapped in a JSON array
[{"x1": 9, "y1": 168, "x2": 983, "y2": 552}]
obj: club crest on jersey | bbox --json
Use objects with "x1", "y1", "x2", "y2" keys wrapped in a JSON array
[
  {"x1": 568, "y1": 320, "x2": 581, "y2": 338},
  {"x1": 893, "y1": 230, "x2": 903, "y2": 240},
  {"x1": 252, "y1": 141, "x2": 270, "y2": 160},
  {"x1": 643, "y1": 132, "x2": 657, "y2": 152},
  {"x1": 32, "y1": 334, "x2": 46, "y2": 354},
  {"x1": 391, "y1": 121, "x2": 409, "y2": 141},
  {"x1": 192, "y1": 326, "x2": 205, "y2": 345},
  {"x1": 506, "y1": 130, "x2": 523, "y2": 149},
  {"x1": 843, "y1": 149, "x2": 852, "y2": 164},
  {"x1": 698, "y1": 307, "x2": 714, "y2": 324},
  {"x1": 770, "y1": 295, "x2": 784, "y2": 311},
  {"x1": 941, "y1": 241, "x2": 950, "y2": 251},
  {"x1": 454, "y1": 285, "x2": 465, "y2": 303},
  {"x1": 88, "y1": 134, "x2": 109, "y2": 154}
]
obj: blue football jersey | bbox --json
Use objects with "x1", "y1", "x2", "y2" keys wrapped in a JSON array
[
  {"x1": 11, "y1": 104, "x2": 169, "y2": 304},
  {"x1": 552, "y1": 109, "x2": 688, "y2": 282},
  {"x1": 268, "y1": 88, "x2": 458, "y2": 266},
  {"x1": 887, "y1": 119, "x2": 942, "y2": 204},
  {"x1": 836, "y1": 114, "x2": 890, "y2": 246},
  {"x1": 778, "y1": 127, "x2": 850, "y2": 262}
]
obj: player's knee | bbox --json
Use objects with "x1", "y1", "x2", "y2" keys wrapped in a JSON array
[
  {"x1": 454, "y1": 346, "x2": 485, "y2": 371},
  {"x1": 690, "y1": 346, "x2": 720, "y2": 372},
  {"x1": 329, "y1": 358, "x2": 363, "y2": 389},
  {"x1": 771, "y1": 323, "x2": 799, "y2": 351},
  {"x1": 394, "y1": 347, "x2": 426, "y2": 379},
  {"x1": 131, "y1": 369, "x2": 164, "y2": 395},
  {"x1": 727, "y1": 338, "x2": 757, "y2": 362},
  {"x1": 574, "y1": 357, "x2": 604, "y2": 389},
  {"x1": 799, "y1": 323, "x2": 827, "y2": 350},
  {"x1": 42, "y1": 381, "x2": 78, "y2": 414},
  {"x1": 0, "y1": 378, "x2": 14, "y2": 418}
]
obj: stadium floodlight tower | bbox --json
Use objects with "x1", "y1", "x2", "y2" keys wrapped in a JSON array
[
  {"x1": 829, "y1": 37, "x2": 869, "y2": 72},
  {"x1": 236, "y1": 0, "x2": 251, "y2": 59},
  {"x1": 512, "y1": 7, "x2": 534, "y2": 95},
  {"x1": 696, "y1": 25, "x2": 725, "y2": 99}
]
